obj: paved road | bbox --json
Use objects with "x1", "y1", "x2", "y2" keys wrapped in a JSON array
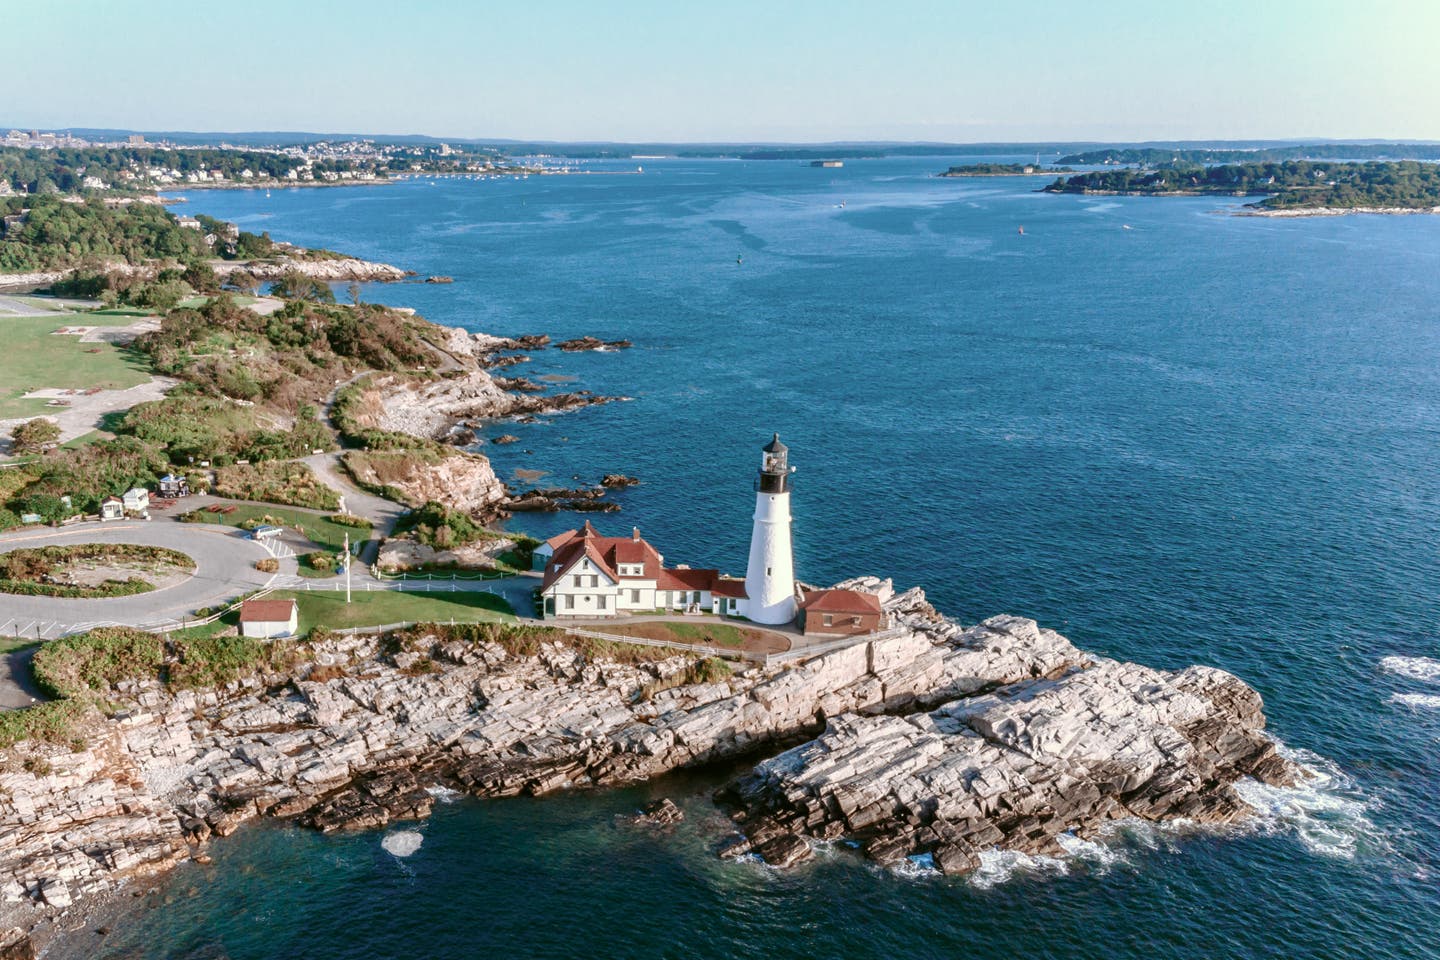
[
  {"x1": 0, "y1": 294, "x2": 63, "y2": 317},
  {"x1": 0, "y1": 520, "x2": 276, "y2": 639}
]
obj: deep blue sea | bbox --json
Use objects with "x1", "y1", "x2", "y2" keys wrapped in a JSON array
[{"x1": 87, "y1": 157, "x2": 1440, "y2": 959}]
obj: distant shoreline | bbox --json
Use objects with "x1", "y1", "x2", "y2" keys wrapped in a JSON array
[{"x1": 1236, "y1": 204, "x2": 1440, "y2": 217}]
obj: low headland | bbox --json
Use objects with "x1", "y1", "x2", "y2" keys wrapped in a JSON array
[
  {"x1": 0, "y1": 580, "x2": 1301, "y2": 954},
  {"x1": 1038, "y1": 159, "x2": 1440, "y2": 214}
]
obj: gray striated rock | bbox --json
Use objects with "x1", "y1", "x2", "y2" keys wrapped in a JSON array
[
  {"x1": 719, "y1": 650, "x2": 1297, "y2": 870},
  {"x1": 0, "y1": 593, "x2": 1298, "y2": 920}
]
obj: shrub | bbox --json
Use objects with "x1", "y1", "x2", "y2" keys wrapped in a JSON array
[
  {"x1": 328, "y1": 513, "x2": 372, "y2": 528},
  {"x1": 31, "y1": 627, "x2": 166, "y2": 700},
  {"x1": 212, "y1": 461, "x2": 340, "y2": 511},
  {"x1": 10, "y1": 418, "x2": 60, "y2": 454},
  {"x1": 396, "y1": 500, "x2": 487, "y2": 548},
  {"x1": 0, "y1": 699, "x2": 93, "y2": 750},
  {"x1": 168, "y1": 635, "x2": 296, "y2": 689},
  {"x1": 255, "y1": 558, "x2": 279, "y2": 573}
]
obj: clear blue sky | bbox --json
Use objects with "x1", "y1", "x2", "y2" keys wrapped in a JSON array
[{"x1": 8, "y1": 0, "x2": 1440, "y2": 142}]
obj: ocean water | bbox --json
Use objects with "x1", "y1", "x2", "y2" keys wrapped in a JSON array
[{"x1": 84, "y1": 158, "x2": 1440, "y2": 959}]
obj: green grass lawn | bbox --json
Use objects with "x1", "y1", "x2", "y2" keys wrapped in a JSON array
[
  {"x1": 604, "y1": 619, "x2": 791, "y2": 654},
  {"x1": 267, "y1": 589, "x2": 515, "y2": 633},
  {"x1": 185, "y1": 503, "x2": 373, "y2": 553},
  {"x1": 86, "y1": 307, "x2": 156, "y2": 318},
  {"x1": 175, "y1": 295, "x2": 258, "y2": 310},
  {"x1": 0, "y1": 317, "x2": 154, "y2": 418},
  {"x1": 59, "y1": 429, "x2": 108, "y2": 450}
]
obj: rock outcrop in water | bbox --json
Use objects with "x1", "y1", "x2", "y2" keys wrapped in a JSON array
[{"x1": 0, "y1": 579, "x2": 1299, "y2": 938}]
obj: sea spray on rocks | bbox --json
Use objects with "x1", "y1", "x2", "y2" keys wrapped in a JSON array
[{"x1": 381, "y1": 831, "x2": 424, "y2": 858}]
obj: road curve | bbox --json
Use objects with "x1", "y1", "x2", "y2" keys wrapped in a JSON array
[{"x1": 0, "y1": 520, "x2": 275, "y2": 635}]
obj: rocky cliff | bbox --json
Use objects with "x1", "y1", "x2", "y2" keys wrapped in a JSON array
[
  {"x1": 0, "y1": 581, "x2": 1300, "y2": 939},
  {"x1": 211, "y1": 257, "x2": 408, "y2": 282}
]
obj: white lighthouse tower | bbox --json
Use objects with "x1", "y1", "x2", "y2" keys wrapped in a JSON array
[{"x1": 743, "y1": 433, "x2": 797, "y2": 625}]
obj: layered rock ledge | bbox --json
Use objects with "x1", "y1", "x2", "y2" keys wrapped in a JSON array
[{"x1": 0, "y1": 580, "x2": 1299, "y2": 934}]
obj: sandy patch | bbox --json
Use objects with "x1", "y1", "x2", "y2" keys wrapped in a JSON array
[{"x1": 0, "y1": 375, "x2": 177, "y2": 449}]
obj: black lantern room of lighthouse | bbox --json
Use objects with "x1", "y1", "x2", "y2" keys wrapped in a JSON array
[{"x1": 757, "y1": 433, "x2": 794, "y2": 494}]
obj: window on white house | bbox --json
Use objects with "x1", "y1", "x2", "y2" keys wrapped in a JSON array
[
  {"x1": 597, "y1": 595, "x2": 607, "y2": 610},
  {"x1": 573, "y1": 575, "x2": 582, "y2": 588},
  {"x1": 631, "y1": 589, "x2": 640, "y2": 602},
  {"x1": 590, "y1": 575, "x2": 599, "y2": 588},
  {"x1": 692, "y1": 591, "x2": 701, "y2": 604},
  {"x1": 564, "y1": 595, "x2": 574, "y2": 609}
]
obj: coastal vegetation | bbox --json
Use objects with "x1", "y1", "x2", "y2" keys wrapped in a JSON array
[
  {"x1": 0, "y1": 195, "x2": 211, "y2": 273},
  {"x1": 1057, "y1": 143, "x2": 1440, "y2": 165},
  {"x1": 1044, "y1": 160, "x2": 1440, "y2": 209},
  {"x1": 9, "y1": 417, "x2": 60, "y2": 453},
  {"x1": 211, "y1": 461, "x2": 341, "y2": 511},
  {"x1": 0, "y1": 543, "x2": 194, "y2": 598}
]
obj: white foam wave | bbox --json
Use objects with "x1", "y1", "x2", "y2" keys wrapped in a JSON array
[
  {"x1": 968, "y1": 848, "x2": 1069, "y2": 889},
  {"x1": 1389, "y1": 692, "x2": 1440, "y2": 710},
  {"x1": 891, "y1": 852, "x2": 938, "y2": 879},
  {"x1": 424, "y1": 784, "x2": 463, "y2": 803},
  {"x1": 381, "y1": 830, "x2": 424, "y2": 858},
  {"x1": 1231, "y1": 744, "x2": 1381, "y2": 860},
  {"x1": 1380, "y1": 656, "x2": 1440, "y2": 683}
]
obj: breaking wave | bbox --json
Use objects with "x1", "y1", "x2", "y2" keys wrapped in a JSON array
[
  {"x1": 1231, "y1": 744, "x2": 1381, "y2": 861},
  {"x1": 1389, "y1": 692, "x2": 1440, "y2": 710},
  {"x1": 1379, "y1": 656, "x2": 1440, "y2": 683},
  {"x1": 381, "y1": 830, "x2": 424, "y2": 858},
  {"x1": 425, "y1": 784, "x2": 464, "y2": 803},
  {"x1": 968, "y1": 848, "x2": 1069, "y2": 889}
]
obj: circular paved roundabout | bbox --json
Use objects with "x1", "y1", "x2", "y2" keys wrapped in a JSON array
[{"x1": 0, "y1": 520, "x2": 276, "y2": 638}]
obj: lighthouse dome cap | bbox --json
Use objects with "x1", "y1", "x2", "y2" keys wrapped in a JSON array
[{"x1": 763, "y1": 433, "x2": 788, "y2": 454}]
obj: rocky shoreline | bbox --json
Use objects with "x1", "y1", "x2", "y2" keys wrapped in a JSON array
[
  {"x1": 210, "y1": 256, "x2": 409, "y2": 282},
  {"x1": 0, "y1": 578, "x2": 1302, "y2": 953},
  {"x1": 0, "y1": 255, "x2": 408, "y2": 293},
  {"x1": 1237, "y1": 204, "x2": 1440, "y2": 217}
]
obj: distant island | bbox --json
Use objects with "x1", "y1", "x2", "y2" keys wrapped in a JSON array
[
  {"x1": 939, "y1": 163, "x2": 1073, "y2": 177},
  {"x1": 1042, "y1": 160, "x2": 1440, "y2": 213}
]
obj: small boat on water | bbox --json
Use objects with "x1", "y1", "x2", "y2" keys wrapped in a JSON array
[
  {"x1": 1122, "y1": 224, "x2": 1133, "y2": 230},
  {"x1": 1017, "y1": 225, "x2": 1025, "y2": 236}
]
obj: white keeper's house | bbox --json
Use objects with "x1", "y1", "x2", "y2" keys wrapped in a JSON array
[
  {"x1": 537, "y1": 433, "x2": 805, "y2": 624},
  {"x1": 537, "y1": 521, "x2": 748, "y2": 619}
]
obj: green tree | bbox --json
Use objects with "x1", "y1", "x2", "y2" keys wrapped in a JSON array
[{"x1": 270, "y1": 270, "x2": 335, "y2": 304}]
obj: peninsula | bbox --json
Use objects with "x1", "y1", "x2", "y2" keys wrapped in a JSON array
[{"x1": 1042, "y1": 160, "x2": 1440, "y2": 213}]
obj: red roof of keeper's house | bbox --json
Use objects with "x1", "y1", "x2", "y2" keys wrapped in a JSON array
[
  {"x1": 539, "y1": 522, "x2": 745, "y2": 597},
  {"x1": 238, "y1": 598, "x2": 298, "y2": 623},
  {"x1": 540, "y1": 521, "x2": 667, "y2": 590},
  {"x1": 798, "y1": 589, "x2": 882, "y2": 615}
]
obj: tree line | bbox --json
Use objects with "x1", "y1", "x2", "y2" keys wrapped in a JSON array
[{"x1": 1043, "y1": 160, "x2": 1440, "y2": 209}]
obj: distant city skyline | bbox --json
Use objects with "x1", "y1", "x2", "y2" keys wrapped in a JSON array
[{"x1": 10, "y1": 0, "x2": 1440, "y2": 143}]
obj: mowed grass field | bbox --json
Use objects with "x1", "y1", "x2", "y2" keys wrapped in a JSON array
[
  {"x1": 268, "y1": 589, "x2": 516, "y2": 633},
  {"x1": 0, "y1": 316, "x2": 153, "y2": 418},
  {"x1": 184, "y1": 503, "x2": 373, "y2": 553}
]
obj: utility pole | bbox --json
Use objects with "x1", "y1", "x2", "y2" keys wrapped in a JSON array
[{"x1": 344, "y1": 532, "x2": 352, "y2": 604}]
